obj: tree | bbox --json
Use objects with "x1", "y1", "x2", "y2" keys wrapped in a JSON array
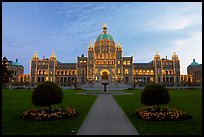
[
  {"x1": 140, "y1": 83, "x2": 169, "y2": 111},
  {"x1": 32, "y1": 81, "x2": 63, "y2": 113},
  {"x1": 2, "y1": 63, "x2": 13, "y2": 87}
]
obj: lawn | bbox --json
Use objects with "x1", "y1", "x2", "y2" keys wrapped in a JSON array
[
  {"x1": 113, "y1": 89, "x2": 202, "y2": 135},
  {"x1": 2, "y1": 89, "x2": 97, "y2": 135}
]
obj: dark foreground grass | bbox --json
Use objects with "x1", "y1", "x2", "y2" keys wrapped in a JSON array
[
  {"x1": 114, "y1": 89, "x2": 202, "y2": 135},
  {"x1": 2, "y1": 89, "x2": 96, "y2": 135}
]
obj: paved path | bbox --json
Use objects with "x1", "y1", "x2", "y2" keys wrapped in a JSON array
[{"x1": 77, "y1": 95, "x2": 139, "y2": 135}]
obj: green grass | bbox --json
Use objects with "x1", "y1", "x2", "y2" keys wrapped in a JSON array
[
  {"x1": 2, "y1": 89, "x2": 97, "y2": 135},
  {"x1": 113, "y1": 89, "x2": 202, "y2": 135}
]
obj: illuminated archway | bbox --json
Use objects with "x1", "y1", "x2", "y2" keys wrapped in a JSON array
[{"x1": 100, "y1": 69, "x2": 110, "y2": 80}]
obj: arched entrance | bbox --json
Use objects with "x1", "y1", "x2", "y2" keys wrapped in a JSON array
[
  {"x1": 102, "y1": 72, "x2": 108, "y2": 80},
  {"x1": 100, "y1": 69, "x2": 110, "y2": 81},
  {"x1": 100, "y1": 69, "x2": 110, "y2": 91}
]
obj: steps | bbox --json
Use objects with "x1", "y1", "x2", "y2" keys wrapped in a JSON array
[{"x1": 79, "y1": 82, "x2": 131, "y2": 91}]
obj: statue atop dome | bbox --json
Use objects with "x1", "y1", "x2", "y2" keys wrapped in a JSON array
[{"x1": 102, "y1": 22, "x2": 108, "y2": 34}]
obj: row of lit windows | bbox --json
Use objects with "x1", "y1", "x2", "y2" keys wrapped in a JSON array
[
  {"x1": 57, "y1": 70, "x2": 76, "y2": 75},
  {"x1": 37, "y1": 70, "x2": 76, "y2": 76},
  {"x1": 95, "y1": 60, "x2": 115, "y2": 65},
  {"x1": 134, "y1": 70, "x2": 154, "y2": 75},
  {"x1": 80, "y1": 61, "x2": 87, "y2": 65},
  {"x1": 161, "y1": 70, "x2": 174, "y2": 75},
  {"x1": 123, "y1": 61, "x2": 131, "y2": 65},
  {"x1": 95, "y1": 54, "x2": 115, "y2": 59}
]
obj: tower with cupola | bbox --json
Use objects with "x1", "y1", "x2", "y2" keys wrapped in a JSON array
[
  {"x1": 87, "y1": 41, "x2": 94, "y2": 82},
  {"x1": 116, "y1": 43, "x2": 123, "y2": 82},
  {"x1": 153, "y1": 51, "x2": 162, "y2": 83},
  {"x1": 30, "y1": 51, "x2": 39, "y2": 85},
  {"x1": 172, "y1": 52, "x2": 180, "y2": 85}
]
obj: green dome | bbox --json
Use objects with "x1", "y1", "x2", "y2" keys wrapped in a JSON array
[
  {"x1": 96, "y1": 33, "x2": 114, "y2": 42},
  {"x1": 189, "y1": 59, "x2": 199, "y2": 66},
  {"x1": 12, "y1": 59, "x2": 20, "y2": 66}
]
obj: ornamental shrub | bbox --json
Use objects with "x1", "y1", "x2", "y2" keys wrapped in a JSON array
[
  {"x1": 32, "y1": 81, "x2": 63, "y2": 113},
  {"x1": 140, "y1": 83, "x2": 169, "y2": 111}
]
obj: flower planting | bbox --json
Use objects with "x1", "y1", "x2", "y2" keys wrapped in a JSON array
[
  {"x1": 133, "y1": 106, "x2": 192, "y2": 121},
  {"x1": 20, "y1": 106, "x2": 79, "y2": 121}
]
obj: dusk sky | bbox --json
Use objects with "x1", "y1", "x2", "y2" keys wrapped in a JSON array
[{"x1": 2, "y1": 2, "x2": 202, "y2": 74}]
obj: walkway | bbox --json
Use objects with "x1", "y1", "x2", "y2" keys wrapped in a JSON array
[{"x1": 77, "y1": 94, "x2": 139, "y2": 135}]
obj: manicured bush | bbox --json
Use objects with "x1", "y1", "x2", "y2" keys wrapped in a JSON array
[
  {"x1": 32, "y1": 81, "x2": 63, "y2": 113},
  {"x1": 141, "y1": 83, "x2": 169, "y2": 110}
]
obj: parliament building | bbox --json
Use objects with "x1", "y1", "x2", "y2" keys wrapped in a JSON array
[{"x1": 29, "y1": 23, "x2": 181, "y2": 87}]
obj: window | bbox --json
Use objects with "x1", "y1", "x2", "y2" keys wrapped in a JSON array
[
  {"x1": 125, "y1": 69, "x2": 129, "y2": 75},
  {"x1": 61, "y1": 71, "x2": 63, "y2": 75},
  {"x1": 72, "y1": 70, "x2": 75, "y2": 75},
  {"x1": 42, "y1": 77, "x2": 45, "y2": 82},
  {"x1": 39, "y1": 70, "x2": 41, "y2": 75},
  {"x1": 60, "y1": 77, "x2": 63, "y2": 83},
  {"x1": 170, "y1": 77, "x2": 173, "y2": 82},
  {"x1": 118, "y1": 69, "x2": 121, "y2": 74},
  {"x1": 118, "y1": 61, "x2": 120, "y2": 64},
  {"x1": 38, "y1": 77, "x2": 40, "y2": 82},
  {"x1": 166, "y1": 71, "x2": 168, "y2": 75},
  {"x1": 127, "y1": 61, "x2": 130, "y2": 65},
  {"x1": 90, "y1": 69, "x2": 92, "y2": 75},
  {"x1": 123, "y1": 61, "x2": 126, "y2": 65},
  {"x1": 125, "y1": 77, "x2": 128, "y2": 82},
  {"x1": 90, "y1": 60, "x2": 92, "y2": 64}
]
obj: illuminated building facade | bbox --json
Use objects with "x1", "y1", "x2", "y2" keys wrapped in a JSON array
[
  {"x1": 30, "y1": 23, "x2": 181, "y2": 87},
  {"x1": 2, "y1": 56, "x2": 24, "y2": 86},
  {"x1": 187, "y1": 59, "x2": 202, "y2": 86}
]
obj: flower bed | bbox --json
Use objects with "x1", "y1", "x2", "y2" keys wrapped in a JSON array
[
  {"x1": 20, "y1": 107, "x2": 79, "y2": 121},
  {"x1": 133, "y1": 106, "x2": 193, "y2": 121}
]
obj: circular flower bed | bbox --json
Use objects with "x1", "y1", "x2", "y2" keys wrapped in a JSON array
[
  {"x1": 20, "y1": 106, "x2": 79, "y2": 121},
  {"x1": 133, "y1": 106, "x2": 193, "y2": 121}
]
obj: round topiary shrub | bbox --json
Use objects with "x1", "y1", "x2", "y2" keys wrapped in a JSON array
[
  {"x1": 133, "y1": 83, "x2": 193, "y2": 121},
  {"x1": 141, "y1": 83, "x2": 169, "y2": 110},
  {"x1": 32, "y1": 81, "x2": 63, "y2": 113}
]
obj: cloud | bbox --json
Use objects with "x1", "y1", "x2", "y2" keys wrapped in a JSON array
[
  {"x1": 143, "y1": 2, "x2": 202, "y2": 31},
  {"x1": 172, "y1": 31, "x2": 202, "y2": 74}
]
